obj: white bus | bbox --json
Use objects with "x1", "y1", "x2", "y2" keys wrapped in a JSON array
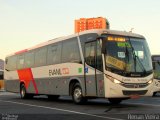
[
  {"x1": 152, "y1": 55, "x2": 160, "y2": 96},
  {"x1": 5, "y1": 29, "x2": 154, "y2": 104}
]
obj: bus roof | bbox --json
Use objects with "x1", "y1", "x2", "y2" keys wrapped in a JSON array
[
  {"x1": 6, "y1": 29, "x2": 145, "y2": 57},
  {"x1": 78, "y1": 29, "x2": 144, "y2": 38}
]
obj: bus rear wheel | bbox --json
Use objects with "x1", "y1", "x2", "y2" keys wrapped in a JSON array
[
  {"x1": 20, "y1": 84, "x2": 33, "y2": 99},
  {"x1": 72, "y1": 83, "x2": 87, "y2": 104},
  {"x1": 108, "y1": 98, "x2": 122, "y2": 104}
]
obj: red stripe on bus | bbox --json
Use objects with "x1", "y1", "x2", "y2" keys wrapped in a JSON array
[
  {"x1": 15, "y1": 49, "x2": 28, "y2": 55},
  {"x1": 28, "y1": 68, "x2": 38, "y2": 94},
  {"x1": 17, "y1": 68, "x2": 38, "y2": 94}
]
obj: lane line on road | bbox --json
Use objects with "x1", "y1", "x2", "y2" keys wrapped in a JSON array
[
  {"x1": 0, "y1": 93, "x2": 17, "y2": 96},
  {"x1": 0, "y1": 99, "x2": 124, "y2": 120},
  {"x1": 124, "y1": 102, "x2": 160, "y2": 107}
]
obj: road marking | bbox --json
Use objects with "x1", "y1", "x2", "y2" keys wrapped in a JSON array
[
  {"x1": 0, "y1": 100, "x2": 124, "y2": 120},
  {"x1": 0, "y1": 92, "x2": 17, "y2": 96},
  {"x1": 124, "y1": 102, "x2": 160, "y2": 107}
]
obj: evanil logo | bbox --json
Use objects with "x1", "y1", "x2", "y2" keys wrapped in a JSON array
[{"x1": 49, "y1": 68, "x2": 69, "y2": 76}]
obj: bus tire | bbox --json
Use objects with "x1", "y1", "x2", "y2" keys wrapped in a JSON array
[
  {"x1": 72, "y1": 83, "x2": 87, "y2": 104},
  {"x1": 20, "y1": 84, "x2": 33, "y2": 99},
  {"x1": 153, "y1": 92, "x2": 157, "y2": 97},
  {"x1": 108, "y1": 98, "x2": 122, "y2": 104}
]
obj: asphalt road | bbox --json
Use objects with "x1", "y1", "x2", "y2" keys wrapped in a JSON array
[{"x1": 0, "y1": 92, "x2": 160, "y2": 120}]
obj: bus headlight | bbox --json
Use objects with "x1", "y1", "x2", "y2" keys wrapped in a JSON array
[
  {"x1": 147, "y1": 79, "x2": 153, "y2": 84},
  {"x1": 113, "y1": 79, "x2": 121, "y2": 84},
  {"x1": 106, "y1": 75, "x2": 122, "y2": 84}
]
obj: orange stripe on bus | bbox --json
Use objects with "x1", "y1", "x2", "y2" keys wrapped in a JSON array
[{"x1": 17, "y1": 68, "x2": 38, "y2": 94}]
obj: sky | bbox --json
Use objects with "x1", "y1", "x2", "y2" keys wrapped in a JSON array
[{"x1": 0, "y1": 0, "x2": 160, "y2": 60}]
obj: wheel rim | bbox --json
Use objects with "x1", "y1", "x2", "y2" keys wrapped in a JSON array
[{"x1": 74, "y1": 87, "x2": 82, "y2": 102}]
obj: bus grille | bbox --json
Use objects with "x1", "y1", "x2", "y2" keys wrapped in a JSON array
[
  {"x1": 121, "y1": 83, "x2": 148, "y2": 88},
  {"x1": 123, "y1": 90, "x2": 148, "y2": 95}
]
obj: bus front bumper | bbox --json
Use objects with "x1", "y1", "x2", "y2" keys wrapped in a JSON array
[{"x1": 105, "y1": 79, "x2": 154, "y2": 98}]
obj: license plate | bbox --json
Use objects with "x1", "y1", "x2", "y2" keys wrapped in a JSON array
[{"x1": 130, "y1": 95, "x2": 140, "y2": 99}]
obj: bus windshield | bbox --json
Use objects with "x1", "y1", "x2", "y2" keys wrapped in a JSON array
[{"x1": 105, "y1": 36, "x2": 152, "y2": 77}]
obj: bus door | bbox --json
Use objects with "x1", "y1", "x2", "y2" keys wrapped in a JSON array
[{"x1": 84, "y1": 40, "x2": 104, "y2": 97}]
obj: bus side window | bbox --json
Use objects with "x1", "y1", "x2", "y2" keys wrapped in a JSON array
[
  {"x1": 85, "y1": 41, "x2": 103, "y2": 71},
  {"x1": 96, "y1": 41, "x2": 103, "y2": 72},
  {"x1": 6, "y1": 56, "x2": 17, "y2": 71},
  {"x1": 62, "y1": 38, "x2": 81, "y2": 63},
  {"x1": 79, "y1": 33, "x2": 99, "y2": 55},
  {"x1": 35, "y1": 47, "x2": 47, "y2": 67},
  {"x1": 85, "y1": 41, "x2": 96, "y2": 68},
  {"x1": 47, "y1": 43, "x2": 62, "y2": 65},
  {"x1": 24, "y1": 51, "x2": 35, "y2": 68},
  {"x1": 17, "y1": 54, "x2": 25, "y2": 70}
]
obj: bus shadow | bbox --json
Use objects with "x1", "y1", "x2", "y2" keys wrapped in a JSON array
[{"x1": 12, "y1": 95, "x2": 146, "y2": 113}]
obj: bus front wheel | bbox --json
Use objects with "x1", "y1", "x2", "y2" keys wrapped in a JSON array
[{"x1": 72, "y1": 83, "x2": 87, "y2": 104}]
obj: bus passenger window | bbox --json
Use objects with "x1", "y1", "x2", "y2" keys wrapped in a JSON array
[
  {"x1": 47, "y1": 43, "x2": 61, "y2": 65},
  {"x1": 6, "y1": 56, "x2": 17, "y2": 71},
  {"x1": 24, "y1": 51, "x2": 35, "y2": 68},
  {"x1": 85, "y1": 42, "x2": 96, "y2": 68},
  {"x1": 35, "y1": 47, "x2": 47, "y2": 67},
  {"x1": 62, "y1": 38, "x2": 81, "y2": 63},
  {"x1": 17, "y1": 55, "x2": 25, "y2": 69},
  {"x1": 85, "y1": 41, "x2": 103, "y2": 71}
]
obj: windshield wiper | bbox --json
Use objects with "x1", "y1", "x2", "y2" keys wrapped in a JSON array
[
  {"x1": 134, "y1": 53, "x2": 147, "y2": 74},
  {"x1": 127, "y1": 39, "x2": 147, "y2": 74}
]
